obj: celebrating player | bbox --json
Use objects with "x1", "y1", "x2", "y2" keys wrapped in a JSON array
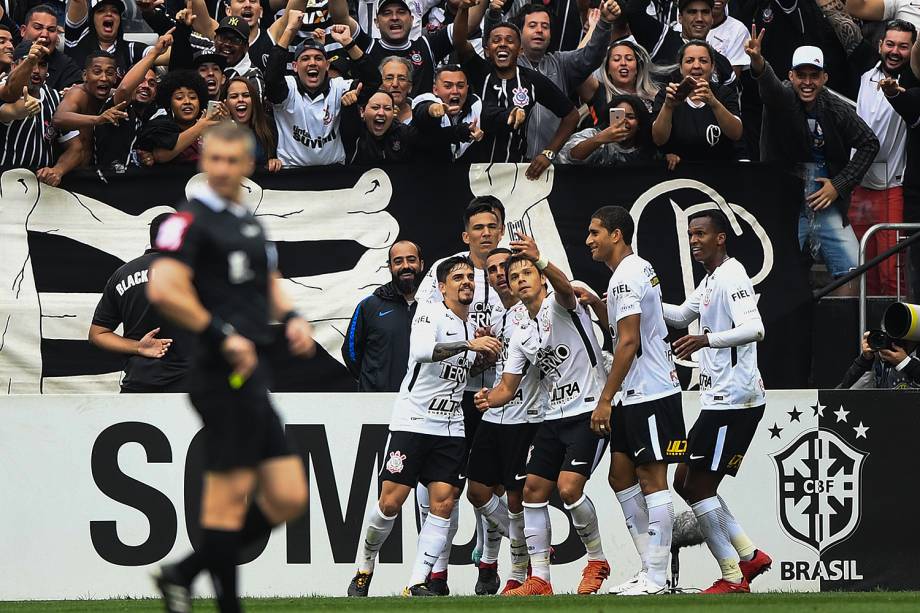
[
  {"x1": 147, "y1": 122, "x2": 315, "y2": 613},
  {"x1": 466, "y1": 247, "x2": 546, "y2": 594},
  {"x1": 586, "y1": 205, "x2": 684, "y2": 596},
  {"x1": 662, "y1": 209, "x2": 772, "y2": 593},
  {"x1": 474, "y1": 234, "x2": 610, "y2": 596},
  {"x1": 347, "y1": 256, "x2": 502, "y2": 597}
]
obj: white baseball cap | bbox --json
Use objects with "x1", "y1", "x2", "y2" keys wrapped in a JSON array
[{"x1": 791, "y1": 46, "x2": 825, "y2": 71}]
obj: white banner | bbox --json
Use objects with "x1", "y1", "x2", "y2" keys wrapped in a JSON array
[{"x1": 0, "y1": 391, "x2": 823, "y2": 600}]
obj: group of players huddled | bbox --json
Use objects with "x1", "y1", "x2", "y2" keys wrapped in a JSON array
[{"x1": 347, "y1": 197, "x2": 773, "y2": 598}]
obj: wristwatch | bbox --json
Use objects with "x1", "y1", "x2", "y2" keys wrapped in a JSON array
[{"x1": 541, "y1": 149, "x2": 556, "y2": 161}]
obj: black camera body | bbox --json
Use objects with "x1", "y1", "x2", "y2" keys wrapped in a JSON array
[{"x1": 867, "y1": 329, "x2": 893, "y2": 352}]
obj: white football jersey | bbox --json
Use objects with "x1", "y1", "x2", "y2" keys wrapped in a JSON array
[
  {"x1": 505, "y1": 293, "x2": 607, "y2": 421},
  {"x1": 484, "y1": 302, "x2": 546, "y2": 425},
  {"x1": 678, "y1": 257, "x2": 765, "y2": 410},
  {"x1": 273, "y1": 75, "x2": 352, "y2": 167},
  {"x1": 607, "y1": 253, "x2": 680, "y2": 405},
  {"x1": 416, "y1": 251, "x2": 505, "y2": 391},
  {"x1": 389, "y1": 301, "x2": 477, "y2": 437}
]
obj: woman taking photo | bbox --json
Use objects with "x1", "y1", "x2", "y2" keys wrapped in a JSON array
[
  {"x1": 223, "y1": 76, "x2": 282, "y2": 171},
  {"x1": 559, "y1": 94, "x2": 661, "y2": 165},
  {"x1": 578, "y1": 40, "x2": 661, "y2": 124},
  {"x1": 651, "y1": 40, "x2": 743, "y2": 161}
]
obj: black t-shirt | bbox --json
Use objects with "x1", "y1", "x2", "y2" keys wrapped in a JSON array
[
  {"x1": 92, "y1": 250, "x2": 194, "y2": 389},
  {"x1": 155, "y1": 196, "x2": 276, "y2": 357},
  {"x1": 355, "y1": 27, "x2": 453, "y2": 97},
  {"x1": 64, "y1": 18, "x2": 149, "y2": 80},
  {"x1": 652, "y1": 84, "x2": 740, "y2": 160},
  {"x1": 463, "y1": 57, "x2": 574, "y2": 163},
  {"x1": 93, "y1": 97, "x2": 156, "y2": 170}
]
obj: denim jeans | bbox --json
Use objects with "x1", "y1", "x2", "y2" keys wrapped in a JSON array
[{"x1": 798, "y1": 206, "x2": 859, "y2": 279}]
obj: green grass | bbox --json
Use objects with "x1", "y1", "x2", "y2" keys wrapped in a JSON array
[{"x1": 4, "y1": 593, "x2": 920, "y2": 612}]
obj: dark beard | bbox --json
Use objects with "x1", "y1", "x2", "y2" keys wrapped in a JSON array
[{"x1": 393, "y1": 268, "x2": 422, "y2": 294}]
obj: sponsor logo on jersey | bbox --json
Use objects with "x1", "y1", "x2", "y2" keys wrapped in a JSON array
[
  {"x1": 550, "y1": 380, "x2": 580, "y2": 404},
  {"x1": 439, "y1": 356, "x2": 470, "y2": 383},
  {"x1": 730, "y1": 288, "x2": 752, "y2": 301},
  {"x1": 705, "y1": 124, "x2": 722, "y2": 147},
  {"x1": 115, "y1": 269, "x2": 149, "y2": 296},
  {"x1": 427, "y1": 396, "x2": 462, "y2": 415},
  {"x1": 385, "y1": 450, "x2": 407, "y2": 474},
  {"x1": 323, "y1": 106, "x2": 332, "y2": 126},
  {"x1": 666, "y1": 439, "x2": 687, "y2": 456},
  {"x1": 536, "y1": 344, "x2": 570, "y2": 376},
  {"x1": 155, "y1": 212, "x2": 194, "y2": 251},
  {"x1": 292, "y1": 125, "x2": 337, "y2": 149}
]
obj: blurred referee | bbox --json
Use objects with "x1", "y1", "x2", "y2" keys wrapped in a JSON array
[
  {"x1": 89, "y1": 213, "x2": 193, "y2": 393},
  {"x1": 147, "y1": 122, "x2": 314, "y2": 613}
]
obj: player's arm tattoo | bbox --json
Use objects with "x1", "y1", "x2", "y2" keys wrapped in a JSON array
[
  {"x1": 432, "y1": 341, "x2": 470, "y2": 361},
  {"x1": 816, "y1": 0, "x2": 863, "y2": 55}
]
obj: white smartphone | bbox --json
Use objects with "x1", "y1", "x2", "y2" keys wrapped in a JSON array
[
  {"x1": 207, "y1": 100, "x2": 221, "y2": 116},
  {"x1": 609, "y1": 107, "x2": 626, "y2": 125}
]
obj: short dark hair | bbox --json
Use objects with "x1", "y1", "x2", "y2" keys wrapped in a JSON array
[
  {"x1": 436, "y1": 255, "x2": 474, "y2": 283},
  {"x1": 149, "y1": 213, "x2": 172, "y2": 248},
  {"x1": 85, "y1": 49, "x2": 116, "y2": 68},
  {"x1": 464, "y1": 196, "x2": 504, "y2": 228},
  {"x1": 688, "y1": 208, "x2": 730, "y2": 237},
  {"x1": 518, "y1": 4, "x2": 552, "y2": 31},
  {"x1": 503, "y1": 253, "x2": 541, "y2": 278},
  {"x1": 388, "y1": 239, "x2": 422, "y2": 262},
  {"x1": 0, "y1": 23, "x2": 11, "y2": 35},
  {"x1": 487, "y1": 247, "x2": 513, "y2": 259},
  {"x1": 885, "y1": 19, "x2": 918, "y2": 42},
  {"x1": 678, "y1": 0, "x2": 714, "y2": 11},
  {"x1": 677, "y1": 39, "x2": 715, "y2": 64},
  {"x1": 434, "y1": 63, "x2": 467, "y2": 82},
  {"x1": 487, "y1": 20, "x2": 522, "y2": 43},
  {"x1": 25, "y1": 4, "x2": 59, "y2": 24},
  {"x1": 592, "y1": 205, "x2": 634, "y2": 244}
]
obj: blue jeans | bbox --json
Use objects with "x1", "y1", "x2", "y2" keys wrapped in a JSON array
[{"x1": 798, "y1": 206, "x2": 859, "y2": 278}]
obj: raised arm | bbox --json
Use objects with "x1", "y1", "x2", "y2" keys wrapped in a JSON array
[
  {"x1": 510, "y1": 233, "x2": 577, "y2": 310},
  {"x1": 115, "y1": 28, "x2": 175, "y2": 105},
  {"x1": 0, "y1": 42, "x2": 48, "y2": 102},
  {"x1": 453, "y1": 0, "x2": 478, "y2": 61},
  {"x1": 843, "y1": 0, "x2": 885, "y2": 21},
  {"x1": 188, "y1": 0, "x2": 219, "y2": 39},
  {"x1": 67, "y1": 0, "x2": 89, "y2": 26},
  {"x1": 265, "y1": 10, "x2": 303, "y2": 104},
  {"x1": 268, "y1": 0, "x2": 308, "y2": 42}
]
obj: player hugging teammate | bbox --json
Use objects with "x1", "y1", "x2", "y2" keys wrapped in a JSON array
[{"x1": 350, "y1": 202, "x2": 771, "y2": 597}]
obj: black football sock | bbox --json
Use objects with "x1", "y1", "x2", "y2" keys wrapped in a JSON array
[
  {"x1": 238, "y1": 501, "x2": 275, "y2": 547},
  {"x1": 202, "y1": 528, "x2": 242, "y2": 613}
]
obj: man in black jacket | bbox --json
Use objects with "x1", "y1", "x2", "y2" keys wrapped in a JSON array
[
  {"x1": 342, "y1": 240, "x2": 424, "y2": 391},
  {"x1": 837, "y1": 331, "x2": 920, "y2": 389}
]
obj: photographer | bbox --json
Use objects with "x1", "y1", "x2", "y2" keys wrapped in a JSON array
[{"x1": 837, "y1": 331, "x2": 920, "y2": 389}]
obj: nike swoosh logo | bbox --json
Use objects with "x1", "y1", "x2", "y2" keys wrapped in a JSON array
[
  {"x1": 689, "y1": 454, "x2": 705, "y2": 460},
  {"x1": 570, "y1": 460, "x2": 588, "y2": 466},
  {"x1": 378, "y1": 309, "x2": 394, "y2": 317},
  {"x1": 458, "y1": 474, "x2": 466, "y2": 480},
  {"x1": 634, "y1": 447, "x2": 646, "y2": 457},
  {"x1": 515, "y1": 474, "x2": 527, "y2": 480},
  {"x1": 447, "y1": 331, "x2": 457, "y2": 336}
]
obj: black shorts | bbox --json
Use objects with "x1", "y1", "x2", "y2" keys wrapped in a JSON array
[
  {"x1": 462, "y1": 390, "x2": 483, "y2": 452},
  {"x1": 380, "y1": 430, "x2": 467, "y2": 488},
  {"x1": 526, "y1": 413, "x2": 608, "y2": 481},
  {"x1": 611, "y1": 393, "x2": 686, "y2": 466},
  {"x1": 187, "y1": 363, "x2": 290, "y2": 472},
  {"x1": 687, "y1": 405, "x2": 765, "y2": 476},
  {"x1": 466, "y1": 421, "x2": 541, "y2": 491}
]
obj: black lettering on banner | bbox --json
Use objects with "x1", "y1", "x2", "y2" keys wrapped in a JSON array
[
  {"x1": 285, "y1": 424, "x2": 402, "y2": 564},
  {"x1": 90, "y1": 422, "x2": 177, "y2": 566}
]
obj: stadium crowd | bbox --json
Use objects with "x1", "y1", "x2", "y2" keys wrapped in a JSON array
[{"x1": 1, "y1": 0, "x2": 919, "y2": 292}]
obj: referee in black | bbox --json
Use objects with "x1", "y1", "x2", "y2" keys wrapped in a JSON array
[
  {"x1": 89, "y1": 213, "x2": 193, "y2": 393},
  {"x1": 147, "y1": 122, "x2": 313, "y2": 613}
]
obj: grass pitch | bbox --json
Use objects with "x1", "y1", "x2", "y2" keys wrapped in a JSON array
[{"x1": 4, "y1": 592, "x2": 920, "y2": 612}]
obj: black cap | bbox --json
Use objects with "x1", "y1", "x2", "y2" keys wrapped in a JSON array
[
  {"x1": 194, "y1": 48, "x2": 227, "y2": 69},
  {"x1": 91, "y1": 0, "x2": 126, "y2": 14},
  {"x1": 293, "y1": 37, "x2": 326, "y2": 60},
  {"x1": 215, "y1": 15, "x2": 250, "y2": 42},
  {"x1": 377, "y1": 0, "x2": 410, "y2": 11},
  {"x1": 326, "y1": 51, "x2": 351, "y2": 76},
  {"x1": 12, "y1": 39, "x2": 42, "y2": 62}
]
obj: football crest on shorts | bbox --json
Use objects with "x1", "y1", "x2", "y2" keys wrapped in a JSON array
[
  {"x1": 386, "y1": 450, "x2": 407, "y2": 474},
  {"x1": 512, "y1": 86, "x2": 530, "y2": 107}
]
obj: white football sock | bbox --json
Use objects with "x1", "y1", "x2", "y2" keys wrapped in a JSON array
[
  {"x1": 523, "y1": 501, "x2": 551, "y2": 582},
  {"x1": 416, "y1": 485, "x2": 430, "y2": 527},
  {"x1": 615, "y1": 484, "x2": 650, "y2": 571},
  {"x1": 692, "y1": 497, "x2": 742, "y2": 583},
  {"x1": 410, "y1": 513, "x2": 451, "y2": 586},
  {"x1": 479, "y1": 495, "x2": 510, "y2": 564},
  {"x1": 719, "y1": 496, "x2": 756, "y2": 561},
  {"x1": 565, "y1": 495, "x2": 605, "y2": 561},
  {"x1": 508, "y1": 510, "x2": 528, "y2": 582},
  {"x1": 357, "y1": 504, "x2": 397, "y2": 573},
  {"x1": 474, "y1": 507, "x2": 484, "y2": 554},
  {"x1": 645, "y1": 490, "x2": 674, "y2": 587},
  {"x1": 431, "y1": 503, "x2": 458, "y2": 574}
]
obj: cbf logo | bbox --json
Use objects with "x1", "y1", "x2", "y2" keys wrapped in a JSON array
[{"x1": 772, "y1": 428, "x2": 867, "y2": 551}]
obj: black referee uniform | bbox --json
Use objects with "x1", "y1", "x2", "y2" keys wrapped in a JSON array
[
  {"x1": 92, "y1": 249, "x2": 193, "y2": 392},
  {"x1": 156, "y1": 192, "x2": 289, "y2": 471}
]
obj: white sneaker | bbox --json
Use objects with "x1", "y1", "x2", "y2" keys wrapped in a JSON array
[
  {"x1": 608, "y1": 570, "x2": 646, "y2": 595},
  {"x1": 619, "y1": 574, "x2": 666, "y2": 596}
]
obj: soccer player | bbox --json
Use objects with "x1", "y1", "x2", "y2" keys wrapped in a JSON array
[
  {"x1": 662, "y1": 209, "x2": 772, "y2": 593},
  {"x1": 586, "y1": 205, "x2": 684, "y2": 596},
  {"x1": 474, "y1": 234, "x2": 610, "y2": 596},
  {"x1": 414, "y1": 197, "x2": 507, "y2": 591},
  {"x1": 147, "y1": 122, "x2": 314, "y2": 613},
  {"x1": 466, "y1": 247, "x2": 545, "y2": 594},
  {"x1": 347, "y1": 256, "x2": 503, "y2": 597}
]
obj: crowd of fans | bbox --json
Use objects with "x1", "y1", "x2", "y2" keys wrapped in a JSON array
[{"x1": 0, "y1": 0, "x2": 919, "y2": 290}]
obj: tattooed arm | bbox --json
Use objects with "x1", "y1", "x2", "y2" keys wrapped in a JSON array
[
  {"x1": 815, "y1": 0, "x2": 863, "y2": 56},
  {"x1": 432, "y1": 341, "x2": 473, "y2": 361}
]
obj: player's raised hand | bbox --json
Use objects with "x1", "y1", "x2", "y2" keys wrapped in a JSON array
[
  {"x1": 590, "y1": 398, "x2": 611, "y2": 435},
  {"x1": 509, "y1": 232, "x2": 540, "y2": 262},
  {"x1": 286, "y1": 316, "x2": 316, "y2": 357},
  {"x1": 138, "y1": 327, "x2": 173, "y2": 358},
  {"x1": 672, "y1": 333, "x2": 709, "y2": 360}
]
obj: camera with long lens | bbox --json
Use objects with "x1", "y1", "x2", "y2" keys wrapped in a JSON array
[{"x1": 869, "y1": 302, "x2": 920, "y2": 352}]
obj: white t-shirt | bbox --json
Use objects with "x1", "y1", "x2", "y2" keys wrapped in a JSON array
[
  {"x1": 505, "y1": 293, "x2": 607, "y2": 421},
  {"x1": 416, "y1": 251, "x2": 506, "y2": 391},
  {"x1": 389, "y1": 301, "x2": 477, "y2": 437},
  {"x1": 883, "y1": 0, "x2": 920, "y2": 27},
  {"x1": 273, "y1": 75, "x2": 352, "y2": 167},
  {"x1": 856, "y1": 64, "x2": 908, "y2": 190},
  {"x1": 667, "y1": 258, "x2": 765, "y2": 410},
  {"x1": 607, "y1": 253, "x2": 680, "y2": 405},
  {"x1": 674, "y1": 15, "x2": 751, "y2": 68},
  {"x1": 484, "y1": 302, "x2": 546, "y2": 424}
]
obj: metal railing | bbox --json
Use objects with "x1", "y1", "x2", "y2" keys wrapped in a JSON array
[{"x1": 857, "y1": 223, "x2": 920, "y2": 343}]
